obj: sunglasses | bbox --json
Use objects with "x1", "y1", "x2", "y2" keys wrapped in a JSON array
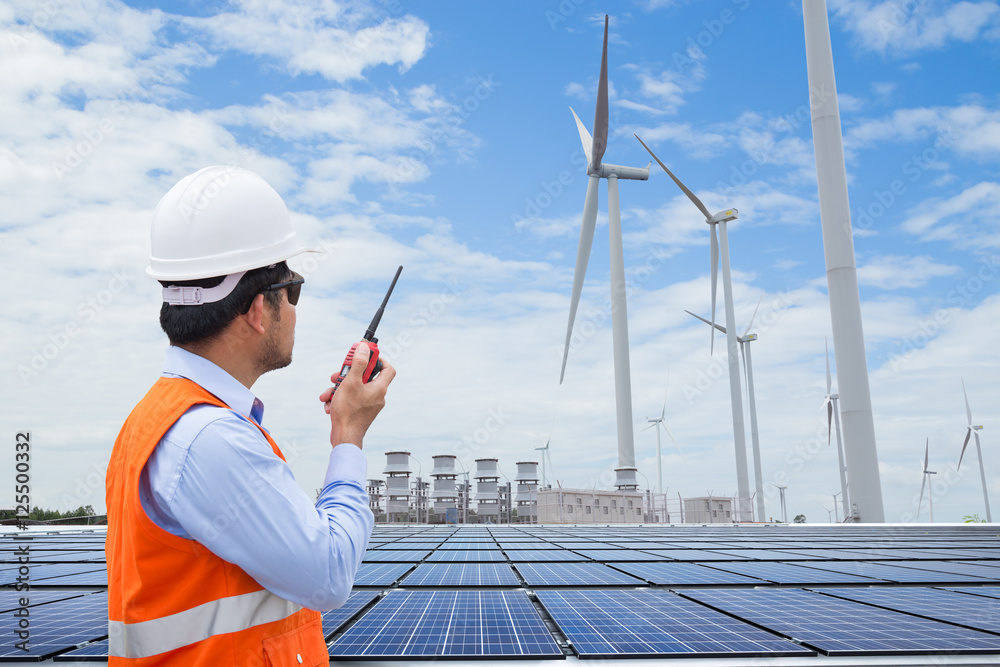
[{"x1": 240, "y1": 271, "x2": 304, "y2": 314}]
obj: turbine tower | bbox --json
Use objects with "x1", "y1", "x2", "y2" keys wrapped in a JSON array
[
  {"x1": 803, "y1": 0, "x2": 884, "y2": 522},
  {"x1": 918, "y1": 437, "x2": 936, "y2": 523},
  {"x1": 769, "y1": 482, "x2": 788, "y2": 523},
  {"x1": 685, "y1": 294, "x2": 765, "y2": 523},
  {"x1": 958, "y1": 379, "x2": 991, "y2": 522},
  {"x1": 636, "y1": 135, "x2": 751, "y2": 521},
  {"x1": 560, "y1": 15, "x2": 650, "y2": 492},
  {"x1": 822, "y1": 337, "x2": 851, "y2": 520}
]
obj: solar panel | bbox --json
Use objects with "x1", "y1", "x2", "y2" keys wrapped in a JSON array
[
  {"x1": 0, "y1": 592, "x2": 108, "y2": 661},
  {"x1": 362, "y1": 549, "x2": 430, "y2": 562},
  {"x1": 0, "y1": 563, "x2": 106, "y2": 586},
  {"x1": 702, "y1": 561, "x2": 884, "y2": 584},
  {"x1": 515, "y1": 562, "x2": 644, "y2": 586},
  {"x1": 353, "y1": 562, "x2": 414, "y2": 586},
  {"x1": 536, "y1": 589, "x2": 813, "y2": 658},
  {"x1": 400, "y1": 563, "x2": 519, "y2": 587},
  {"x1": 425, "y1": 549, "x2": 505, "y2": 563},
  {"x1": 327, "y1": 590, "x2": 564, "y2": 658},
  {"x1": 0, "y1": 590, "x2": 89, "y2": 614},
  {"x1": 504, "y1": 549, "x2": 589, "y2": 562},
  {"x1": 321, "y1": 591, "x2": 380, "y2": 638},
  {"x1": 816, "y1": 586, "x2": 1000, "y2": 634},
  {"x1": 609, "y1": 562, "x2": 767, "y2": 586},
  {"x1": 796, "y1": 560, "x2": 993, "y2": 584},
  {"x1": 574, "y1": 549, "x2": 665, "y2": 561},
  {"x1": 879, "y1": 560, "x2": 1000, "y2": 580},
  {"x1": 682, "y1": 588, "x2": 1000, "y2": 655},
  {"x1": 639, "y1": 549, "x2": 749, "y2": 561}
]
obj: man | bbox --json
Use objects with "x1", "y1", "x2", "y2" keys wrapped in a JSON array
[{"x1": 106, "y1": 166, "x2": 393, "y2": 666}]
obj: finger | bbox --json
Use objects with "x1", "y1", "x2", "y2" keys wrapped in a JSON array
[
  {"x1": 369, "y1": 359, "x2": 396, "y2": 389},
  {"x1": 319, "y1": 387, "x2": 334, "y2": 403}
]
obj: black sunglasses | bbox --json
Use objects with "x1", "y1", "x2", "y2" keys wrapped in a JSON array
[{"x1": 240, "y1": 271, "x2": 304, "y2": 314}]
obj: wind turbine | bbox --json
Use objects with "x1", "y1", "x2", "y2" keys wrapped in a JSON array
[
  {"x1": 685, "y1": 293, "x2": 765, "y2": 522},
  {"x1": 822, "y1": 337, "x2": 850, "y2": 520},
  {"x1": 918, "y1": 437, "x2": 936, "y2": 523},
  {"x1": 635, "y1": 134, "x2": 751, "y2": 521},
  {"x1": 958, "y1": 378, "x2": 991, "y2": 522},
  {"x1": 559, "y1": 15, "x2": 650, "y2": 492},
  {"x1": 769, "y1": 482, "x2": 788, "y2": 523},
  {"x1": 535, "y1": 424, "x2": 554, "y2": 490},
  {"x1": 642, "y1": 366, "x2": 685, "y2": 495}
]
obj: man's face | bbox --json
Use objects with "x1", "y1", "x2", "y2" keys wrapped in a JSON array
[{"x1": 256, "y1": 284, "x2": 297, "y2": 375}]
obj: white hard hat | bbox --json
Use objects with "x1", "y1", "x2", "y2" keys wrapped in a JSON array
[{"x1": 147, "y1": 166, "x2": 315, "y2": 284}]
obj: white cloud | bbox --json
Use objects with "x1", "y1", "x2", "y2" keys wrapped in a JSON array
[
  {"x1": 856, "y1": 254, "x2": 961, "y2": 289},
  {"x1": 830, "y1": 0, "x2": 1000, "y2": 54},
  {"x1": 182, "y1": 0, "x2": 430, "y2": 82},
  {"x1": 845, "y1": 104, "x2": 1000, "y2": 160},
  {"x1": 901, "y1": 182, "x2": 1000, "y2": 247}
]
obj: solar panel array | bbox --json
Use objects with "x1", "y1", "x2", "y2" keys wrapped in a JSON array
[{"x1": 3, "y1": 523, "x2": 1000, "y2": 662}]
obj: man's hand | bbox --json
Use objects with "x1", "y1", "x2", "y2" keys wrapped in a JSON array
[{"x1": 319, "y1": 342, "x2": 395, "y2": 449}]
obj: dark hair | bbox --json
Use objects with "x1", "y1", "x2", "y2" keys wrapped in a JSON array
[{"x1": 159, "y1": 262, "x2": 291, "y2": 346}]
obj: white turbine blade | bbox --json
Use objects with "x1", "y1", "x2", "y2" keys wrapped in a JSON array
[
  {"x1": 662, "y1": 423, "x2": 686, "y2": 463},
  {"x1": 924, "y1": 437, "x2": 930, "y2": 473},
  {"x1": 570, "y1": 107, "x2": 593, "y2": 168},
  {"x1": 591, "y1": 15, "x2": 609, "y2": 170},
  {"x1": 660, "y1": 361, "x2": 670, "y2": 421},
  {"x1": 684, "y1": 309, "x2": 727, "y2": 334},
  {"x1": 560, "y1": 176, "x2": 600, "y2": 383},
  {"x1": 963, "y1": 378, "x2": 973, "y2": 426},
  {"x1": 740, "y1": 341, "x2": 749, "y2": 396},
  {"x1": 825, "y1": 336, "x2": 832, "y2": 395},
  {"x1": 641, "y1": 421, "x2": 657, "y2": 432},
  {"x1": 743, "y1": 291, "x2": 765, "y2": 337},
  {"x1": 634, "y1": 133, "x2": 712, "y2": 220},
  {"x1": 826, "y1": 399, "x2": 834, "y2": 447},
  {"x1": 959, "y1": 429, "x2": 972, "y2": 470},
  {"x1": 710, "y1": 222, "x2": 719, "y2": 355}
]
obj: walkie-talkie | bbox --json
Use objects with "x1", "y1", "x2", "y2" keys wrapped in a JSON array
[{"x1": 330, "y1": 265, "x2": 402, "y2": 395}]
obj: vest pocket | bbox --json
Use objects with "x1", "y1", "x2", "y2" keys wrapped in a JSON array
[{"x1": 262, "y1": 619, "x2": 329, "y2": 667}]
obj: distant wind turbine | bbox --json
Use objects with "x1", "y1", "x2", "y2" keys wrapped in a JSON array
[
  {"x1": 560, "y1": 16, "x2": 650, "y2": 492},
  {"x1": 642, "y1": 365, "x2": 685, "y2": 495},
  {"x1": 769, "y1": 482, "x2": 788, "y2": 523},
  {"x1": 958, "y1": 378, "x2": 991, "y2": 522},
  {"x1": 918, "y1": 437, "x2": 936, "y2": 523},
  {"x1": 686, "y1": 292, "x2": 765, "y2": 522},
  {"x1": 535, "y1": 419, "x2": 555, "y2": 489},
  {"x1": 636, "y1": 134, "x2": 751, "y2": 521},
  {"x1": 822, "y1": 337, "x2": 850, "y2": 519}
]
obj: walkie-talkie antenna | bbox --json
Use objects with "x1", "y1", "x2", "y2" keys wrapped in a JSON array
[{"x1": 365, "y1": 265, "x2": 403, "y2": 343}]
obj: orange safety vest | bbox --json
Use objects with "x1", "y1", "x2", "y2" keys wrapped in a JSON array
[{"x1": 106, "y1": 377, "x2": 328, "y2": 667}]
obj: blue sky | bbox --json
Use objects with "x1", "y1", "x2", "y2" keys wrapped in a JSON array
[{"x1": 1, "y1": 0, "x2": 999, "y2": 524}]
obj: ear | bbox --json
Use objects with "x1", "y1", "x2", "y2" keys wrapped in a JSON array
[{"x1": 242, "y1": 294, "x2": 267, "y2": 335}]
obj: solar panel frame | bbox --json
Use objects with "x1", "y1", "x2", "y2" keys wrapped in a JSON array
[
  {"x1": 399, "y1": 563, "x2": 520, "y2": 587},
  {"x1": 0, "y1": 592, "x2": 108, "y2": 661},
  {"x1": 608, "y1": 561, "x2": 769, "y2": 586},
  {"x1": 514, "y1": 562, "x2": 645, "y2": 587},
  {"x1": 813, "y1": 586, "x2": 1000, "y2": 635}
]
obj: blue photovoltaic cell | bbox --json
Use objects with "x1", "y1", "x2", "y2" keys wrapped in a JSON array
[
  {"x1": 353, "y1": 562, "x2": 414, "y2": 586},
  {"x1": 505, "y1": 550, "x2": 589, "y2": 562},
  {"x1": 816, "y1": 587, "x2": 1000, "y2": 634},
  {"x1": 0, "y1": 592, "x2": 108, "y2": 660},
  {"x1": 940, "y1": 585, "x2": 1000, "y2": 599},
  {"x1": 682, "y1": 588, "x2": 1000, "y2": 655},
  {"x1": 515, "y1": 562, "x2": 644, "y2": 586},
  {"x1": 400, "y1": 563, "x2": 519, "y2": 587},
  {"x1": 425, "y1": 549, "x2": 505, "y2": 563},
  {"x1": 52, "y1": 638, "x2": 109, "y2": 661},
  {"x1": 796, "y1": 560, "x2": 991, "y2": 584},
  {"x1": 0, "y1": 563, "x2": 106, "y2": 586},
  {"x1": 877, "y1": 560, "x2": 1000, "y2": 580},
  {"x1": 639, "y1": 549, "x2": 749, "y2": 561},
  {"x1": 712, "y1": 549, "x2": 825, "y2": 561},
  {"x1": 373, "y1": 541, "x2": 441, "y2": 550},
  {"x1": 574, "y1": 549, "x2": 666, "y2": 562},
  {"x1": 704, "y1": 561, "x2": 884, "y2": 584},
  {"x1": 609, "y1": 562, "x2": 767, "y2": 586},
  {"x1": 0, "y1": 590, "x2": 89, "y2": 613},
  {"x1": 328, "y1": 590, "x2": 564, "y2": 658},
  {"x1": 363, "y1": 549, "x2": 430, "y2": 562},
  {"x1": 536, "y1": 589, "x2": 812, "y2": 658},
  {"x1": 321, "y1": 591, "x2": 380, "y2": 638}
]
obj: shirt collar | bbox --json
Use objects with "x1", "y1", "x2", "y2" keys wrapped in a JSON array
[{"x1": 161, "y1": 346, "x2": 265, "y2": 425}]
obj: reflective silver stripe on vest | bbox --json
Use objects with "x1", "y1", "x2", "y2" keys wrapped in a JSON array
[{"x1": 108, "y1": 589, "x2": 302, "y2": 659}]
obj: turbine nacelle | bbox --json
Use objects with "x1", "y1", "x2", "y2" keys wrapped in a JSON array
[
  {"x1": 708, "y1": 208, "x2": 738, "y2": 225},
  {"x1": 588, "y1": 162, "x2": 651, "y2": 180}
]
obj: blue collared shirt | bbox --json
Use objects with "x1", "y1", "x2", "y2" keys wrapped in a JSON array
[{"x1": 139, "y1": 346, "x2": 374, "y2": 611}]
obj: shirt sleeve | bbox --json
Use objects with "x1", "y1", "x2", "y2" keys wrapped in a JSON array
[{"x1": 157, "y1": 412, "x2": 374, "y2": 611}]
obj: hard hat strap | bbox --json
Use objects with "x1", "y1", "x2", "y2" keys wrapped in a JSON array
[{"x1": 162, "y1": 271, "x2": 247, "y2": 306}]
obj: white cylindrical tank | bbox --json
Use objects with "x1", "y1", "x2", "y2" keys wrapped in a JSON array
[{"x1": 383, "y1": 451, "x2": 412, "y2": 475}]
